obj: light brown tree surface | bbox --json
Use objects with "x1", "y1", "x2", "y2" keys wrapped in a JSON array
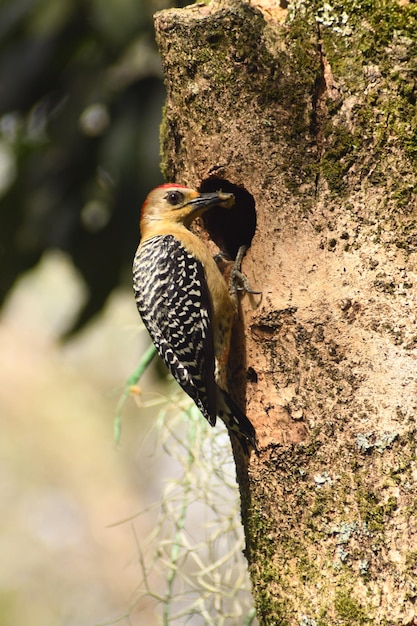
[{"x1": 155, "y1": 1, "x2": 417, "y2": 623}]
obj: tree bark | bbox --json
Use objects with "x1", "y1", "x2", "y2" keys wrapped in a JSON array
[{"x1": 154, "y1": 1, "x2": 417, "y2": 623}]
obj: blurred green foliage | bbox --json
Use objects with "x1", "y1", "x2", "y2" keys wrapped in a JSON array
[{"x1": 0, "y1": 0, "x2": 182, "y2": 334}]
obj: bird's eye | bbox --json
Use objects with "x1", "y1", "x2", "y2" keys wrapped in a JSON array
[{"x1": 165, "y1": 190, "x2": 184, "y2": 206}]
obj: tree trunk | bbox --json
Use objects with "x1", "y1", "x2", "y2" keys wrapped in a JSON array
[{"x1": 154, "y1": 1, "x2": 417, "y2": 623}]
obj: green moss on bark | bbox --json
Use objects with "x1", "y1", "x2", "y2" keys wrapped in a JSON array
[{"x1": 311, "y1": 0, "x2": 417, "y2": 199}]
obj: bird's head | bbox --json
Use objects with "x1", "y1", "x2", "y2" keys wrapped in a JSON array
[{"x1": 140, "y1": 184, "x2": 235, "y2": 233}]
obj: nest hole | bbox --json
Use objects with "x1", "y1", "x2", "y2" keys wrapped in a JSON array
[{"x1": 199, "y1": 178, "x2": 256, "y2": 260}]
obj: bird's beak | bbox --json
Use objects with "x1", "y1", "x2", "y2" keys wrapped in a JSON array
[{"x1": 187, "y1": 191, "x2": 235, "y2": 212}]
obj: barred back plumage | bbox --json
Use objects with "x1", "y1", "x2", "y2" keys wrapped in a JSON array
[{"x1": 133, "y1": 234, "x2": 218, "y2": 425}]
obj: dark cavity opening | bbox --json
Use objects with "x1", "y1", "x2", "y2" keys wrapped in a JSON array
[{"x1": 199, "y1": 178, "x2": 256, "y2": 260}]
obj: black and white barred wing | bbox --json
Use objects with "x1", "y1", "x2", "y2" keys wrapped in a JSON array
[{"x1": 133, "y1": 234, "x2": 218, "y2": 425}]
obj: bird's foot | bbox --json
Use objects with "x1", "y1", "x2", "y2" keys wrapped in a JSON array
[{"x1": 230, "y1": 245, "x2": 261, "y2": 298}]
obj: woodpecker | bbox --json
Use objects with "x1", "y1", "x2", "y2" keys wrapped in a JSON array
[{"x1": 133, "y1": 184, "x2": 258, "y2": 452}]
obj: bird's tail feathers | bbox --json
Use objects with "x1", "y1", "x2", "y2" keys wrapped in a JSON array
[{"x1": 218, "y1": 388, "x2": 258, "y2": 453}]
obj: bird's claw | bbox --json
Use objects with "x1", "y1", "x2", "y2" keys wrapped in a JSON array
[{"x1": 230, "y1": 245, "x2": 261, "y2": 298}]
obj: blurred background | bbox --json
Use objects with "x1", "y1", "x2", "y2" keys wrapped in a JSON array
[
  {"x1": 0, "y1": 0, "x2": 168, "y2": 329},
  {"x1": 0, "y1": 1, "x2": 255, "y2": 624}
]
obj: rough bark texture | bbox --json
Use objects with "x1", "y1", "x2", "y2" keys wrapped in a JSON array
[{"x1": 154, "y1": 1, "x2": 417, "y2": 623}]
